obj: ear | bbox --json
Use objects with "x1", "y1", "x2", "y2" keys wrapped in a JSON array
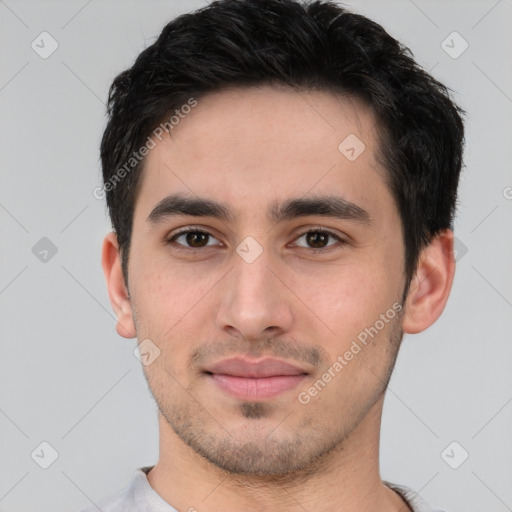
[
  {"x1": 402, "y1": 229, "x2": 456, "y2": 335},
  {"x1": 101, "y1": 232, "x2": 137, "y2": 339}
]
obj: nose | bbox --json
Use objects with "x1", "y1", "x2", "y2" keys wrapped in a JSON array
[{"x1": 214, "y1": 246, "x2": 294, "y2": 341}]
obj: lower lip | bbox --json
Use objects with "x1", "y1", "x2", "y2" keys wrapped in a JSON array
[{"x1": 209, "y1": 373, "x2": 307, "y2": 400}]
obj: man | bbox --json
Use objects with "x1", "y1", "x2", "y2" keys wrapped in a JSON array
[{"x1": 82, "y1": 0, "x2": 464, "y2": 510}]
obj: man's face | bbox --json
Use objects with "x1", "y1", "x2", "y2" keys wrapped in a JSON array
[{"x1": 126, "y1": 86, "x2": 408, "y2": 475}]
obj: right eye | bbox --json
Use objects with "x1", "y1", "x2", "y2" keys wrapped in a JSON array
[{"x1": 167, "y1": 228, "x2": 222, "y2": 250}]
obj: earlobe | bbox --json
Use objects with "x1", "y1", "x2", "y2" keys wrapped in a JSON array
[
  {"x1": 402, "y1": 229, "x2": 456, "y2": 335},
  {"x1": 101, "y1": 232, "x2": 137, "y2": 339}
]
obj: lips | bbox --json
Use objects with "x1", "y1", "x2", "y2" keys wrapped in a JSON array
[
  {"x1": 204, "y1": 357, "x2": 309, "y2": 400},
  {"x1": 205, "y1": 357, "x2": 308, "y2": 378}
]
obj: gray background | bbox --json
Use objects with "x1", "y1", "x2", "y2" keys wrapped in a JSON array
[{"x1": 1, "y1": 1, "x2": 511, "y2": 511}]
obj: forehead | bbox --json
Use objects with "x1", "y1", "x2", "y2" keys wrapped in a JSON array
[
  {"x1": 134, "y1": 85, "x2": 392, "y2": 226},
  {"x1": 159, "y1": 85, "x2": 379, "y2": 160}
]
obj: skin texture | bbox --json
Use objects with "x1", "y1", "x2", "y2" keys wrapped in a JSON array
[{"x1": 102, "y1": 85, "x2": 455, "y2": 512}]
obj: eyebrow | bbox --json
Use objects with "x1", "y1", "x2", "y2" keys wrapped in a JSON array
[{"x1": 147, "y1": 193, "x2": 371, "y2": 226}]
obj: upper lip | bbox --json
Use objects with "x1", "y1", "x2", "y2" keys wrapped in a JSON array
[{"x1": 205, "y1": 357, "x2": 309, "y2": 378}]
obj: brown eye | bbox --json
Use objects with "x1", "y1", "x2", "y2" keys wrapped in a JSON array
[
  {"x1": 183, "y1": 231, "x2": 209, "y2": 247},
  {"x1": 305, "y1": 231, "x2": 330, "y2": 249},
  {"x1": 168, "y1": 229, "x2": 220, "y2": 249},
  {"x1": 294, "y1": 229, "x2": 342, "y2": 251}
]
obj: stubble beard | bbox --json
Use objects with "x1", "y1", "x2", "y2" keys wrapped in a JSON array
[{"x1": 143, "y1": 314, "x2": 404, "y2": 480}]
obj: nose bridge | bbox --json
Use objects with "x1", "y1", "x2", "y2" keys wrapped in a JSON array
[
  {"x1": 232, "y1": 246, "x2": 272, "y2": 302},
  {"x1": 216, "y1": 241, "x2": 293, "y2": 338}
]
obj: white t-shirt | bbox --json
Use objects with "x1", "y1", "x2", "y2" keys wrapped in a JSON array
[{"x1": 76, "y1": 466, "x2": 446, "y2": 512}]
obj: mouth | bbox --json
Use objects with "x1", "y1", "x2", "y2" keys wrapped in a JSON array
[{"x1": 203, "y1": 357, "x2": 309, "y2": 400}]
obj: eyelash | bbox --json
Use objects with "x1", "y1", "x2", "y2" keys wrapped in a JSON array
[{"x1": 166, "y1": 226, "x2": 347, "y2": 254}]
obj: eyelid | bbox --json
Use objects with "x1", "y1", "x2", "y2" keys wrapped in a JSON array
[
  {"x1": 167, "y1": 225, "x2": 223, "y2": 247},
  {"x1": 290, "y1": 227, "x2": 348, "y2": 252}
]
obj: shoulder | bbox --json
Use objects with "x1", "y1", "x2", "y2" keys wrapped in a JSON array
[
  {"x1": 385, "y1": 481, "x2": 447, "y2": 512},
  {"x1": 73, "y1": 467, "x2": 154, "y2": 512},
  {"x1": 74, "y1": 485, "x2": 129, "y2": 512},
  {"x1": 75, "y1": 494, "x2": 125, "y2": 512}
]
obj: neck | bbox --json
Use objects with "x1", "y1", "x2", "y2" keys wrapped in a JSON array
[{"x1": 147, "y1": 395, "x2": 410, "y2": 512}]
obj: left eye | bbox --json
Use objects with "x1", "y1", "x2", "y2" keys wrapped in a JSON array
[{"x1": 293, "y1": 229, "x2": 342, "y2": 251}]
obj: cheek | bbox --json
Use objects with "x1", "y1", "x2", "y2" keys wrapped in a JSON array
[
  {"x1": 132, "y1": 263, "x2": 216, "y2": 341},
  {"x1": 132, "y1": 270, "x2": 199, "y2": 382},
  {"x1": 300, "y1": 265, "x2": 375, "y2": 321},
  {"x1": 296, "y1": 262, "x2": 401, "y2": 350},
  {"x1": 135, "y1": 245, "x2": 210, "y2": 303}
]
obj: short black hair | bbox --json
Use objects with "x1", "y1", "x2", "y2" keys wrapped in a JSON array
[{"x1": 100, "y1": 0, "x2": 465, "y2": 293}]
